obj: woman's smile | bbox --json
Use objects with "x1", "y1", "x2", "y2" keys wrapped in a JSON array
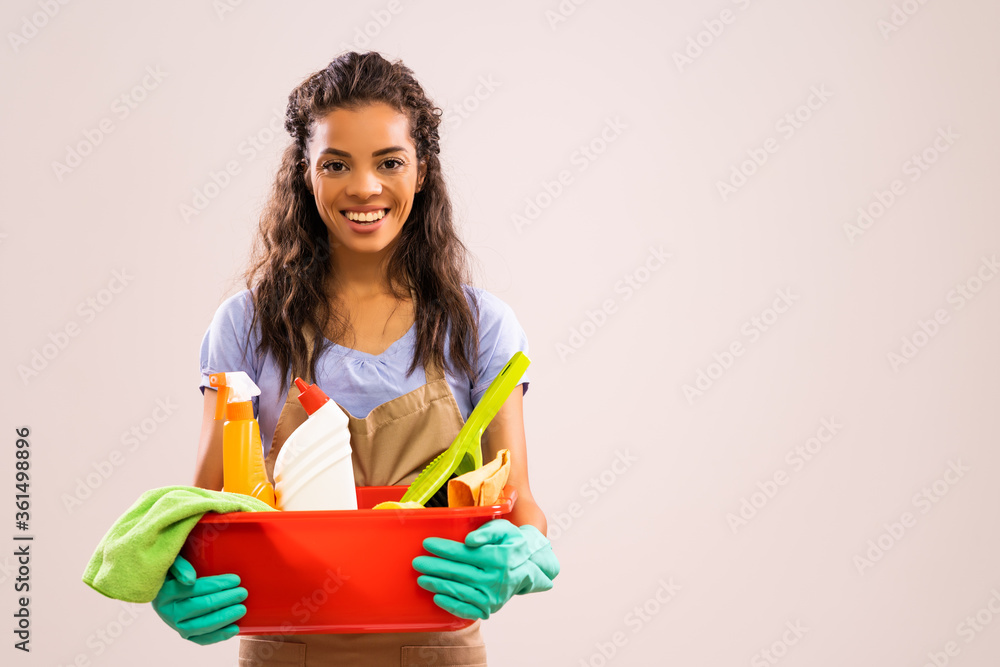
[{"x1": 340, "y1": 206, "x2": 390, "y2": 233}]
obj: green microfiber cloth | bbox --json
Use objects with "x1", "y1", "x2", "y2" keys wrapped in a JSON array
[{"x1": 82, "y1": 485, "x2": 278, "y2": 603}]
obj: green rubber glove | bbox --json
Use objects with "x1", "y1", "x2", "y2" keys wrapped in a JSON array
[
  {"x1": 151, "y1": 554, "x2": 247, "y2": 645},
  {"x1": 411, "y1": 519, "x2": 560, "y2": 620}
]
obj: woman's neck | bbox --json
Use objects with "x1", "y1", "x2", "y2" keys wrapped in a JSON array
[{"x1": 328, "y1": 244, "x2": 398, "y2": 302}]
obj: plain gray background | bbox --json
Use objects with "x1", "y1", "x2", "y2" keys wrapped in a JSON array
[{"x1": 3, "y1": 1, "x2": 999, "y2": 665}]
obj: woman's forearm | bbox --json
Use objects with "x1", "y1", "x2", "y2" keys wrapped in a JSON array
[{"x1": 506, "y1": 495, "x2": 548, "y2": 536}]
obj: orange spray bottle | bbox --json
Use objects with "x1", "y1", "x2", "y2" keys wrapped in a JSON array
[{"x1": 209, "y1": 371, "x2": 277, "y2": 508}]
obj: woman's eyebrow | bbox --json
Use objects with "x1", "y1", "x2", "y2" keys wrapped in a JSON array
[{"x1": 318, "y1": 146, "x2": 406, "y2": 158}]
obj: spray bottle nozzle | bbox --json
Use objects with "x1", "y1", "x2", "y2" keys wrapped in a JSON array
[{"x1": 209, "y1": 372, "x2": 262, "y2": 421}]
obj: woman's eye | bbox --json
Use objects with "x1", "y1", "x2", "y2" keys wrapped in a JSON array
[{"x1": 321, "y1": 158, "x2": 404, "y2": 172}]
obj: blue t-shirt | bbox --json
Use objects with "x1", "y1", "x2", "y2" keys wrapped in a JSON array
[{"x1": 199, "y1": 285, "x2": 530, "y2": 457}]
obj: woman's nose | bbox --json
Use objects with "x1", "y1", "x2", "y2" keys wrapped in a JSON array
[{"x1": 345, "y1": 169, "x2": 382, "y2": 198}]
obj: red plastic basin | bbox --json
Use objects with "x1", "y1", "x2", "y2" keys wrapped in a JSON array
[{"x1": 179, "y1": 484, "x2": 517, "y2": 635}]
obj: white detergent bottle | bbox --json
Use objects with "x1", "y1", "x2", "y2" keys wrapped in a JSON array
[{"x1": 273, "y1": 378, "x2": 358, "y2": 511}]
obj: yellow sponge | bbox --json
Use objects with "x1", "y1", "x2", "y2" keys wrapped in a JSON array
[{"x1": 371, "y1": 501, "x2": 426, "y2": 510}]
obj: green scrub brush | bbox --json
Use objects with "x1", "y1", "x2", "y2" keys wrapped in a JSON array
[{"x1": 400, "y1": 352, "x2": 530, "y2": 506}]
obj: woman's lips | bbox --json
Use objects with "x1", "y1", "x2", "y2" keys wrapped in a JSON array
[{"x1": 340, "y1": 208, "x2": 389, "y2": 233}]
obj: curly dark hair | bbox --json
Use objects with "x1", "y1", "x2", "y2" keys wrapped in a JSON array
[{"x1": 240, "y1": 51, "x2": 480, "y2": 395}]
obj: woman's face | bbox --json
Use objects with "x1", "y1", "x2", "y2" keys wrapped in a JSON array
[{"x1": 302, "y1": 102, "x2": 426, "y2": 259}]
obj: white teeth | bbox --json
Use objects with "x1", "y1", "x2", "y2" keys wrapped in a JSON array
[{"x1": 344, "y1": 209, "x2": 387, "y2": 222}]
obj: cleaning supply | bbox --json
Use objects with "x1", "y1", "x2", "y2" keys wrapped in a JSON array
[
  {"x1": 152, "y1": 554, "x2": 247, "y2": 645},
  {"x1": 210, "y1": 371, "x2": 277, "y2": 508},
  {"x1": 272, "y1": 378, "x2": 358, "y2": 511},
  {"x1": 413, "y1": 518, "x2": 560, "y2": 620},
  {"x1": 82, "y1": 485, "x2": 277, "y2": 603},
  {"x1": 448, "y1": 449, "x2": 511, "y2": 508},
  {"x1": 400, "y1": 352, "x2": 530, "y2": 506},
  {"x1": 371, "y1": 500, "x2": 425, "y2": 510}
]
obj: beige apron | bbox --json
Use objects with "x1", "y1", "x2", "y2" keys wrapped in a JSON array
[{"x1": 240, "y1": 355, "x2": 488, "y2": 667}]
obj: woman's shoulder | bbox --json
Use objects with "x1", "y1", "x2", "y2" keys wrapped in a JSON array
[
  {"x1": 460, "y1": 284, "x2": 518, "y2": 324},
  {"x1": 203, "y1": 287, "x2": 260, "y2": 346},
  {"x1": 221, "y1": 286, "x2": 254, "y2": 309},
  {"x1": 457, "y1": 285, "x2": 530, "y2": 398},
  {"x1": 458, "y1": 284, "x2": 526, "y2": 347},
  {"x1": 199, "y1": 288, "x2": 261, "y2": 388},
  {"x1": 211, "y1": 288, "x2": 255, "y2": 324}
]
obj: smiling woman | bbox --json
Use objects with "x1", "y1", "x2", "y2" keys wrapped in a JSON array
[
  {"x1": 168, "y1": 51, "x2": 559, "y2": 665},
  {"x1": 248, "y1": 56, "x2": 477, "y2": 381}
]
